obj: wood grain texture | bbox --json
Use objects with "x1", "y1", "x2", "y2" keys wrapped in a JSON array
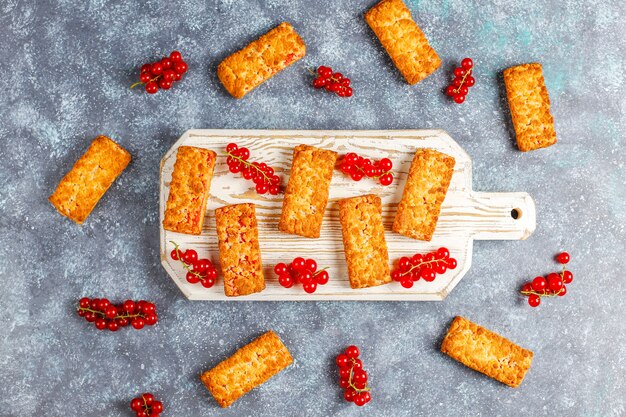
[{"x1": 159, "y1": 130, "x2": 536, "y2": 301}]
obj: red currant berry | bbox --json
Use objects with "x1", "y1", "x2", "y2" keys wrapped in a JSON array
[
  {"x1": 170, "y1": 51, "x2": 182, "y2": 62},
  {"x1": 79, "y1": 297, "x2": 90, "y2": 308},
  {"x1": 150, "y1": 63, "x2": 163, "y2": 76},
  {"x1": 354, "y1": 393, "x2": 368, "y2": 407},
  {"x1": 132, "y1": 317, "x2": 145, "y2": 330},
  {"x1": 313, "y1": 77, "x2": 327, "y2": 89},
  {"x1": 447, "y1": 258, "x2": 457, "y2": 269},
  {"x1": 378, "y1": 173, "x2": 393, "y2": 186},
  {"x1": 105, "y1": 305, "x2": 118, "y2": 319},
  {"x1": 201, "y1": 276, "x2": 215, "y2": 288},
  {"x1": 336, "y1": 353, "x2": 349, "y2": 367},
  {"x1": 344, "y1": 87, "x2": 353, "y2": 97},
  {"x1": 140, "y1": 64, "x2": 151, "y2": 74},
  {"x1": 226, "y1": 143, "x2": 238, "y2": 153},
  {"x1": 107, "y1": 320, "x2": 119, "y2": 331},
  {"x1": 145, "y1": 313, "x2": 158, "y2": 325},
  {"x1": 136, "y1": 411, "x2": 148, "y2": 417},
  {"x1": 255, "y1": 183, "x2": 268, "y2": 194},
  {"x1": 435, "y1": 262, "x2": 447, "y2": 274},
  {"x1": 162, "y1": 69, "x2": 176, "y2": 82},
  {"x1": 292, "y1": 257, "x2": 306, "y2": 271},
  {"x1": 461, "y1": 58, "x2": 474, "y2": 70},
  {"x1": 161, "y1": 57, "x2": 172, "y2": 70},
  {"x1": 345, "y1": 345, "x2": 360, "y2": 358},
  {"x1": 391, "y1": 270, "x2": 403, "y2": 281},
  {"x1": 315, "y1": 270, "x2": 329, "y2": 285},
  {"x1": 305, "y1": 258, "x2": 317, "y2": 273},
  {"x1": 333, "y1": 72, "x2": 343, "y2": 81},
  {"x1": 183, "y1": 249, "x2": 198, "y2": 264},
  {"x1": 130, "y1": 398, "x2": 143, "y2": 411},
  {"x1": 142, "y1": 302, "x2": 156, "y2": 315},
  {"x1": 562, "y1": 270, "x2": 573, "y2": 284},
  {"x1": 353, "y1": 369, "x2": 368, "y2": 384},
  {"x1": 379, "y1": 158, "x2": 392, "y2": 172},
  {"x1": 340, "y1": 78, "x2": 351, "y2": 87},
  {"x1": 145, "y1": 82, "x2": 159, "y2": 94},
  {"x1": 140, "y1": 72, "x2": 152, "y2": 83},
  {"x1": 268, "y1": 185, "x2": 279, "y2": 195},
  {"x1": 345, "y1": 153, "x2": 358, "y2": 164},
  {"x1": 351, "y1": 171, "x2": 364, "y2": 181},
  {"x1": 186, "y1": 271, "x2": 200, "y2": 284},
  {"x1": 454, "y1": 67, "x2": 465, "y2": 77},
  {"x1": 558, "y1": 285, "x2": 567, "y2": 296},
  {"x1": 446, "y1": 85, "x2": 457, "y2": 96},
  {"x1": 274, "y1": 263, "x2": 288, "y2": 275},
  {"x1": 100, "y1": 299, "x2": 111, "y2": 310},
  {"x1": 303, "y1": 281, "x2": 317, "y2": 293},
  {"x1": 556, "y1": 252, "x2": 570, "y2": 264},
  {"x1": 436, "y1": 247, "x2": 449, "y2": 259},
  {"x1": 158, "y1": 78, "x2": 173, "y2": 90},
  {"x1": 521, "y1": 283, "x2": 532, "y2": 292},
  {"x1": 528, "y1": 294, "x2": 541, "y2": 307},
  {"x1": 401, "y1": 278, "x2": 413, "y2": 288},
  {"x1": 151, "y1": 400, "x2": 163, "y2": 413},
  {"x1": 95, "y1": 318, "x2": 107, "y2": 330},
  {"x1": 465, "y1": 76, "x2": 475, "y2": 87},
  {"x1": 318, "y1": 66, "x2": 332, "y2": 78},
  {"x1": 174, "y1": 61, "x2": 188, "y2": 74},
  {"x1": 459, "y1": 85, "x2": 469, "y2": 95},
  {"x1": 173, "y1": 72, "x2": 182, "y2": 82},
  {"x1": 531, "y1": 276, "x2": 547, "y2": 292},
  {"x1": 547, "y1": 273, "x2": 563, "y2": 292},
  {"x1": 278, "y1": 274, "x2": 293, "y2": 288},
  {"x1": 170, "y1": 249, "x2": 180, "y2": 260},
  {"x1": 453, "y1": 94, "x2": 466, "y2": 104},
  {"x1": 142, "y1": 393, "x2": 154, "y2": 405},
  {"x1": 84, "y1": 312, "x2": 96, "y2": 322},
  {"x1": 344, "y1": 388, "x2": 357, "y2": 402},
  {"x1": 339, "y1": 378, "x2": 350, "y2": 389}
]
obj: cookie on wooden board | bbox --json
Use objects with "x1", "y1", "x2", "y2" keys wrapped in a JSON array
[
  {"x1": 392, "y1": 148, "x2": 455, "y2": 241},
  {"x1": 215, "y1": 203, "x2": 265, "y2": 297},
  {"x1": 279, "y1": 144, "x2": 338, "y2": 238},
  {"x1": 441, "y1": 316, "x2": 533, "y2": 388},
  {"x1": 162, "y1": 146, "x2": 216, "y2": 235},
  {"x1": 200, "y1": 331, "x2": 293, "y2": 407},
  {"x1": 503, "y1": 63, "x2": 557, "y2": 151},
  {"x1": 49, "y1": 135, "x2": 131, "y2": 224},
  {"x1": 338, "y1": 194, "x2": 391, "y2": 289}
]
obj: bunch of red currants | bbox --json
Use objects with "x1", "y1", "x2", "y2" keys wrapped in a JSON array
[{"x1": 132, "y1": 50, "x2": 188, "y2": 94}]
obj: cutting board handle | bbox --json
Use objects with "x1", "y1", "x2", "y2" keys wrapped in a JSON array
[{"x1": 451, "y1": 191, "x2": 536, "y2": 240}]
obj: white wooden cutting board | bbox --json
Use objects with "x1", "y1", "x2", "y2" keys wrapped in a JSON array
[{"x1": 159, "y1": 129, "x2": 535, "y2": 301}]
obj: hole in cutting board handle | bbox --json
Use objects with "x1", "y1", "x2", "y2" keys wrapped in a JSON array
[{"x1": 511, "y1": 208, "x2": 522, "y2": 220}]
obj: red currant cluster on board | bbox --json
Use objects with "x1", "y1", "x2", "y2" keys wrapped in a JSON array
[
  {"x1": 311, "y1": 66, "x2": 353, "y2": 97},
  {"x1": 77, "y1": 298, "x2": 158, "y2": 331},
  {"x1": 132, "y1": 51, "x2": 188, "y2": 94},
  {"x1": 274, "y1": 257, "x2": 329, "y2": 293},
  {"x1": 445, "y1": 58, "x2": 475, "y2": 104},
  {"x1": 170, "y1": 241, "x2": 217, "y2": 288},
  {"x1": 391, "y1": 247, "x2": 457, "y2": 288},
  {"x1": 336, "y1": 345, "x2": 371, "y2": 407},
  {"x1": 339, "y1": 153, "x2": 394, "y2": 186},
  {"x1": 225, "y1": 143, "x2": 281, "y2": 195},
  {"x1": 520, "y1": 252, "x2": 573, "y2": 308},
  {"x1": 130, "y1": 393, "x2": 163, "y2": 417}
]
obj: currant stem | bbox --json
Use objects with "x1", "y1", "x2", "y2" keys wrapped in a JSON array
[
  {"x1": 347, "y1": 358, "x2": 370, "y2": 394},
  {"x1": 170, "y1": 240, "x2": 205, "y2": 280},
  {"x1": 77, "y1": 306, "x2": 147, "y2": 320},
  {"x1": 306, "y1": 67, "x2": 317, "y2": 76},
  {"x1": 400, "y1": 258, "x2": 445, "y2": 278},
  {"x1": 130, "y1": 75, "x2": 161, "y2": 89},
  {"x1": 520, "y1": 288, "x2": 565, "y2": 298},
  {"x1": 351, "y1": 164, "x2": 394, "y2": 180},
  {"x1": 453, "y1": 68, "x2": 472, "y2": 94},
  {"x1": 224, "y1": 151, "x2": 273, "y2": 183}
]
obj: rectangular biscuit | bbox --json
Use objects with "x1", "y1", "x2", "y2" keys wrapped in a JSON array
[
  {"x1": 215, "y1": 203, "x2": 265, "y2": 297},
  {"x1": 365, "y1": 0, "x2": 441, "y2": 85},
  {"x1": 441, "y1": 316, "x2": 533, "y2": 388},
  {"x1": 392, "y1": 149, "x2": 455, "y2": 241},
  {"x1": 279, "y1": 145, "x2": 338, "y2": 238},
  {"x1": 217, "y1": 22, "x2": 306, "y2": 99},
  {"x1": 338, "y1": 194, "x2": 391, "y2": 289},
  {"x1": 200, "y1": 330, "x2": 293, "y2": 408},
  {"x1": 503, "y1": 63, "x2": 557, "y2": 151},
  {"x1": 49, "y1": 135, "x2": 131, "y2": 224},
  {"x1": 162, "y1": 146, "x2": 216, "y2": 235}
]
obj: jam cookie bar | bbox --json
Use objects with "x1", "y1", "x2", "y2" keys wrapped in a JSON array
[
  {"x1": 503, "y1": 63, "x2": 557, "y2": 151},
  {"x1": 392, "y1": 149, "x2": 455, "y2": 241},
  {"x1": 279, "y1": 144, "x2": 338, "y2": 238},
  {"x1": 441, "y1": 316, "x2": 534, "y2": 388},
  {"x1": 49, "y1": 135, "x2": 131, "y2": 224},
  {"x1": 162, "y1": 146, "x2": 216, "y2": 235},
  {"x1": 338, "y1": 194, "x2": 391, "y2": 289},
  {"x1": 217, "y1": 22, "x2": 306, "y2": 99},
  {"x1": 365, "y1": 0, "x2": 441, "y2": 85},
  {"x1": 215, "y1": 203, "x2": 265, "y2": 296},
  {"x1": 200, "y1": 330, "x2": 293, "y2": 408}
]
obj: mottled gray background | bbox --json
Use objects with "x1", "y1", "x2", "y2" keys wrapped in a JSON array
[{"x1": 1, "y1": 0, "x2": 625, "y2": 416}]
